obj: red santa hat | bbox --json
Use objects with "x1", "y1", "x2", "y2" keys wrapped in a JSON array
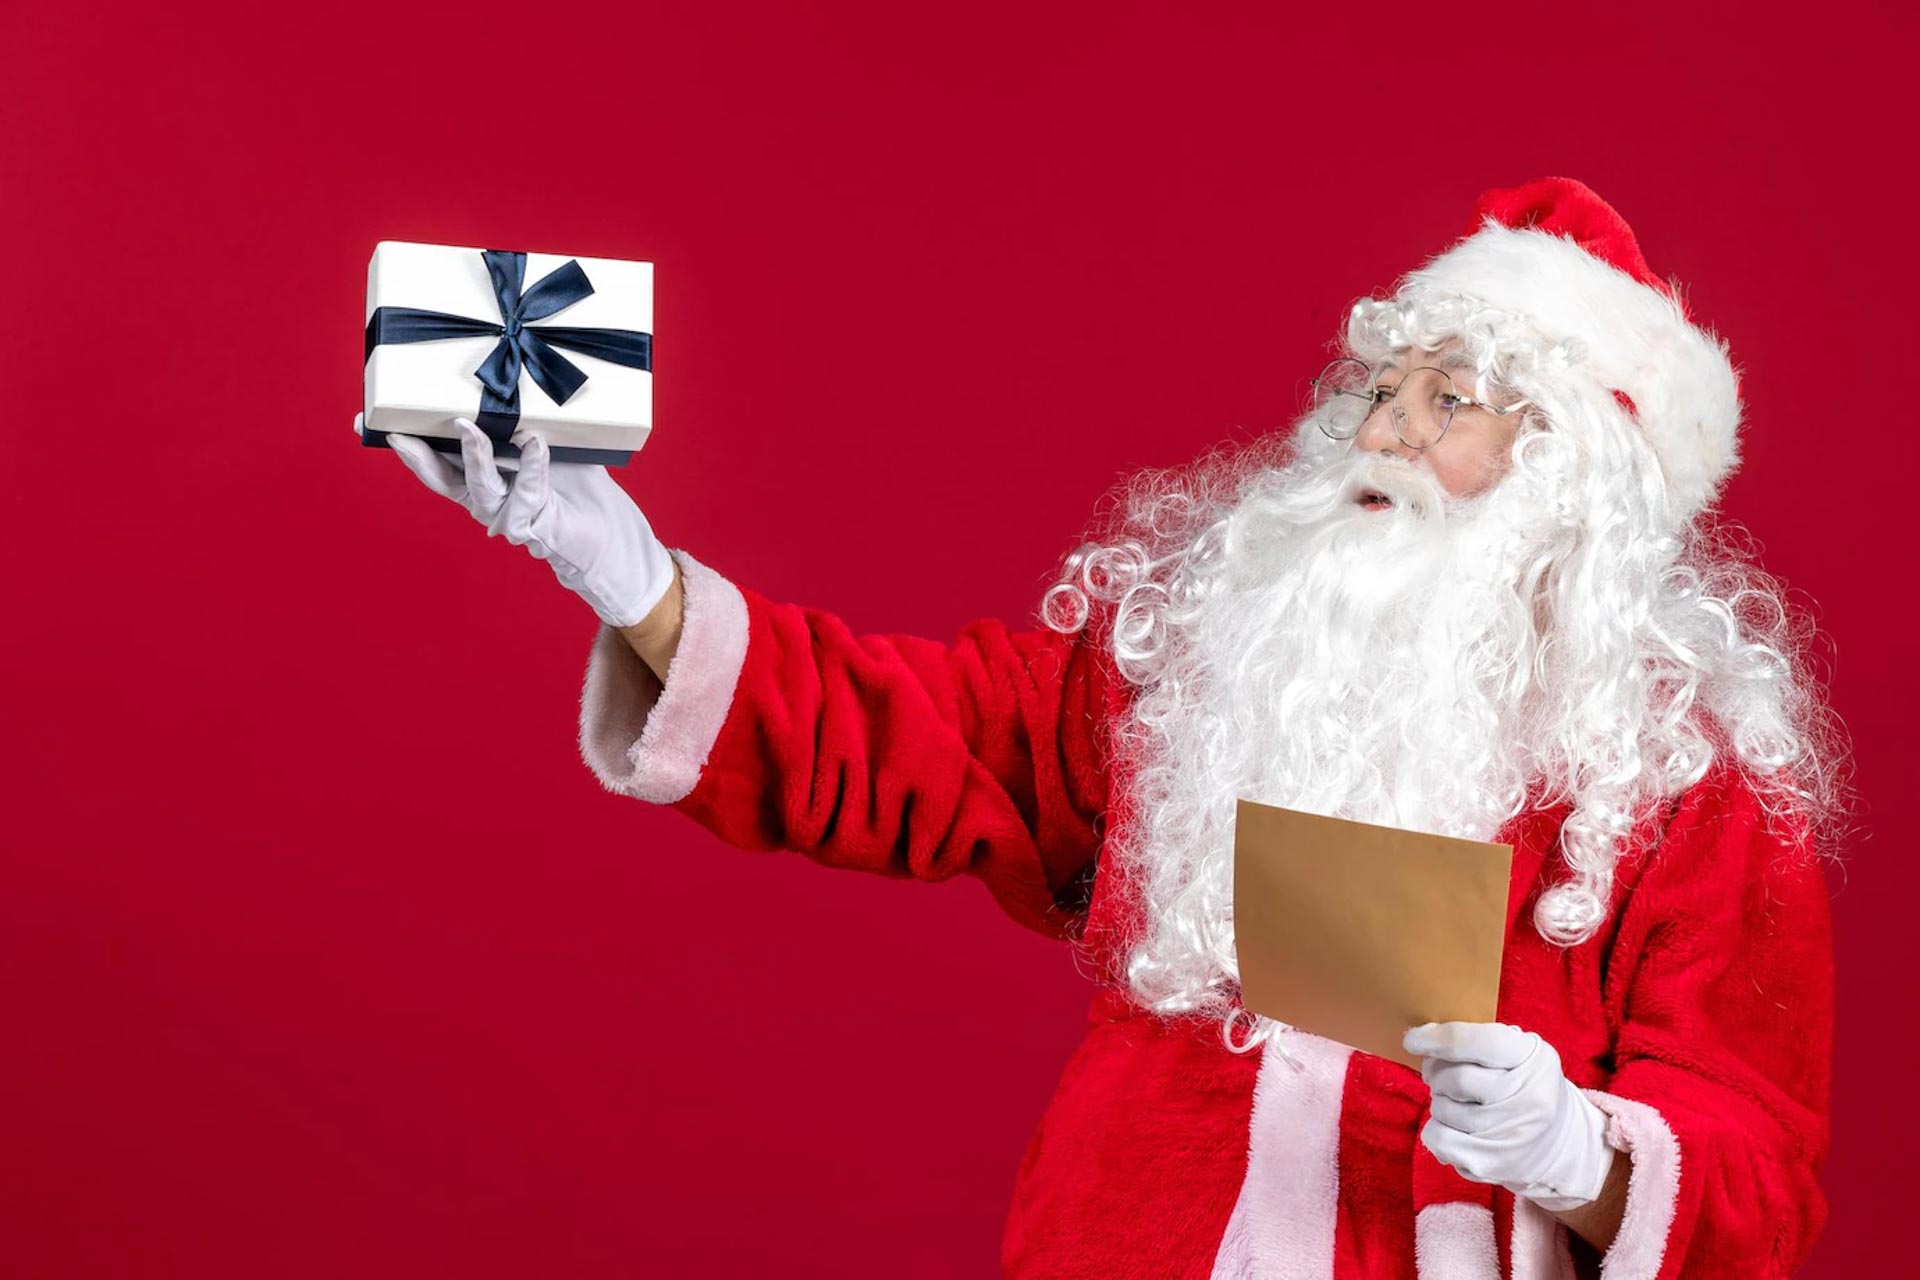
[{"x1": 1402, "y1": 177, "x2": 1743, "y2": 523}]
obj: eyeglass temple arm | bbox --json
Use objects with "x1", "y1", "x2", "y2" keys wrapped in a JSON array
[{"x1": 1451, "y1": 384, "x2": 1533, "y2": 416}]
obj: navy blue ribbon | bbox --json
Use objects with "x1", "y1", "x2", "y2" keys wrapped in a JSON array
[{"x1": 364, "y1": 249, "x2": 653, "y2": 447}]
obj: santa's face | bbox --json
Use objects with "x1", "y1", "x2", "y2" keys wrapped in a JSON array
[{"x1": 1348, "y1": 346, "x2": 1527, "y2": 502}]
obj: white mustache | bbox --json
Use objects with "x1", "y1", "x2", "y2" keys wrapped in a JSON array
[{"x1": 1338, "y1": 451, "x2": 1449, "y2": 514}]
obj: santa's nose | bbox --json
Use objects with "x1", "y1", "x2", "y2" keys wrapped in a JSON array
[{"x1": 1353, "y1": 404, "x2": 1422, "y2": 460}]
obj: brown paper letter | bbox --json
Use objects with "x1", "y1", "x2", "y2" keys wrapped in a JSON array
[{"x1": 1232, "y1": 798, "x2": 1513, "y2": 1070}]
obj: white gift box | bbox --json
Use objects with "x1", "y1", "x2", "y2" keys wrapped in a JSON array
[{"x1": 359, "y1": 240, "x2": 653, "y2": 466}]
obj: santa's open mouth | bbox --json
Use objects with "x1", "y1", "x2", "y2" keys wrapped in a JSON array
[{"x1": 1357, "y1": 488, "x2": 1394, "y2": 510}]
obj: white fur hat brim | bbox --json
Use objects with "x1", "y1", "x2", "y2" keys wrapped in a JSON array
[{"x1": 1405, "y1": 217, "x2": 1743, "y2": 523}]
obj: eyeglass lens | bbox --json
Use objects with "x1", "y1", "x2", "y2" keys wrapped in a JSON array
[{"x1": 1309, "y1": 359, "x2": 1456, "y2": 449}]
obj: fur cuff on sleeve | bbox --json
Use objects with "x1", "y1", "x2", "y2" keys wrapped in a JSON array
[
  {"x1": 576, "y1": 548, "x2": 749, "y2": 804},
  {"x1": 1581, "y1": 1089, "x2": 1682, "y2": 1280}
]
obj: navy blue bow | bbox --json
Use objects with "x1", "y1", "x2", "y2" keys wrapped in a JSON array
[{"x1": 365, "y1": 249, "x2": 653, "y2": 449}]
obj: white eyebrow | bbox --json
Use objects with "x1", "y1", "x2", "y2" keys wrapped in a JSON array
[
  {"x1": 1379, "y1": 352, "x2": 1484, "y2": 389},
  {"x1": 1381, "y1": 350, "x2": 1478, "y2": 373}
]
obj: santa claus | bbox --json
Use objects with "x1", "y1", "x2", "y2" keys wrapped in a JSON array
[{"x1": 385, "y1": 178, "x2": 1851, "y2": 1278}]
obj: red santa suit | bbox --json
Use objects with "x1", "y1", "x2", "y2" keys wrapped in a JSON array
[{"x1": 576, "y1": 548, "x2": 1836, "y2": 1279}]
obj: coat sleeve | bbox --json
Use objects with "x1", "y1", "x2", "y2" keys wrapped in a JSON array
[
  {"x1": 576, "y1": 547, "x2": 1121, "y2": 939},
  {"x1": 1580, "y1": 764, "x2": 1836, "y2": 1279}
]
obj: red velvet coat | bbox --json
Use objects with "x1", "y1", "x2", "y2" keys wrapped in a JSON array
[{"x1": 577, "y1": 550, "x2": 1836, "y2": 1279}]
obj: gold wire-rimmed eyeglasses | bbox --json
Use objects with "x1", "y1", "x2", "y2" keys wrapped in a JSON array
[{"x1": 1308, "y1": 357, "x2": 1531, "y2": 451}]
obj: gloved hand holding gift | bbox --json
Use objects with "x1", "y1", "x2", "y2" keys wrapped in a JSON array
[
  {"x1": 379, "y1": 417, "x2": 676, "y2": 630},
  {"x1": 358, "y1": 240, "x2": 672, "y2": 629}
]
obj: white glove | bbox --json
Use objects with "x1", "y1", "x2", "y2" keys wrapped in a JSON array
[
  {"x1": 375, "y1": 414, "x2": 676, "y2": 629},
  {"x1": 1403, "y1": 1021, "x2": 1615, "y2": 1212}
]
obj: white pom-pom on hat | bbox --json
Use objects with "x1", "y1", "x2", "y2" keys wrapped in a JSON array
[{"x1": 1403, "y1": 177, "x2": 1743, "y2": 524}]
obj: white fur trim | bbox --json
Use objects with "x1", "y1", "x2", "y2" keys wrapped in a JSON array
[
  {"x1": 577, "y1": 548, "x2": 748, "y2": 804},
  {"x1": 1511, "y1": 1194, "x2": 1578, "y2": 1280},
  {"x1": 1582, "y1": 1090, "x2": 1682, "y2": 1280},
  {"x1": 1413, "y1": 1201, "x2": 1501, "y2": 1279},
  {"x1": 1210, "y1": 1033, "x2": 1352, "y2": 1280},
  {"x1": 1209, "y1": 1183, "x2": 1256, "y2": 1279},
  {"x1": 1406, "y1": 221, "x2": 1742, "y2": 523}
]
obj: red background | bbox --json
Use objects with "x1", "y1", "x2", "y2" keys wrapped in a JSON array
[{"x1": 4, "y1": 1, "x2": 1912, "y2": 1275}]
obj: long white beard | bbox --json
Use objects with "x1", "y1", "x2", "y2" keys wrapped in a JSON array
[{"x1": 1104, "y1": 444, "x2": 1549, "y2": 1025}]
